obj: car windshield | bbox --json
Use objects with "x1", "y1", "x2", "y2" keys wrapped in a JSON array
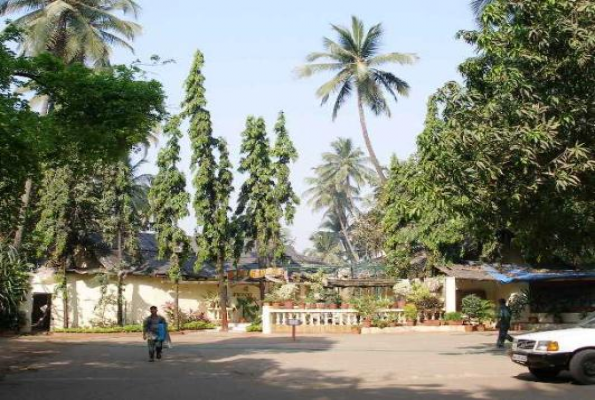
[{"x1": 576, "y1": 313, "x2": 595, "y2": 328}]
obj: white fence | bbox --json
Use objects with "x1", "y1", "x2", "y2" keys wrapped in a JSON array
[{"x1": 262, "y1": 306, "x2": 406, "y2": 334}]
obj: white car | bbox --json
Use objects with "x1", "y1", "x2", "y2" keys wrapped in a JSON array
[{"x1": 511, "y1": 313, "x2": 595, "y2": 384}]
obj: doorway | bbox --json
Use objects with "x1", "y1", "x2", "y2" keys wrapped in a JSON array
[{"x1": 31, "y1": 293, "x2": 52, "y2": 332}]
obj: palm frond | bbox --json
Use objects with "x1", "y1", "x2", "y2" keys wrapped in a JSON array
[
  {"x1": 332, "y1": 80, "x2": 352, "y2": 120},
  {"x1": 361, "y1": 23, "x2": 383, "y2": 59},
  {"x1": 369, "y1": 52, "x2": 418, "y2": 67}
]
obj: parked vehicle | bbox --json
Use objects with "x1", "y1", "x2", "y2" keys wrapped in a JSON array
[{"x1": 510, "y1": 313, "x2": 595, "y2": 384}]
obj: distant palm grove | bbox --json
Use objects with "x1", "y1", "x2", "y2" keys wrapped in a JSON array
[{"x1": 1, "y1": 0, "x2": 594, "y2": 330}]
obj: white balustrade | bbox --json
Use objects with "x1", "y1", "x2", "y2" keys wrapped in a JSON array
[{"x1": 261, "y1": 307, "x2": 406, "y2": 334}]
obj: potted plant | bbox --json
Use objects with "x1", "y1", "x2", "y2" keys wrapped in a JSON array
[
  {"x1": 404, "y1": 304, "x2": 418, "y2": 326},
  {"x1": 444, "y1": 312, "x2": 464, "y2": 326},
  {"x1": 276, "y1": 283, "x2": 299, "y2": 309},
  {"x1": 393, "y1": 280, "x2": 412, "y2": 309},
  {"x1": 461, "y1": 294, "x2": 483, "y2": 329},
  {"x1": 264, "y1": 292, "x2": 281, "y2": 308},
  {"x1": 352, "y1": 295, "x2": 382, "y2": 328}
]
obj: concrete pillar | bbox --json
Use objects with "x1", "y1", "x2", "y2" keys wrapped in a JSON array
[
  {"x1": 445, "y1": 276, "x2": 457, "y2": 313},
  {"x1": 262, "y1": 304, "x2": 272, "y2": 334}
]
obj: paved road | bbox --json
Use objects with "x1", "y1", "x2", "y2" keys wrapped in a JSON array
[{"x1": 1, "y1": 332, "x2": 593, "y2": 399}]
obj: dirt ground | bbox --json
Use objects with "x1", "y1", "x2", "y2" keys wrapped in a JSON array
[{"x1": 0, "y1": 331, "x2": 593, "y2": 400}]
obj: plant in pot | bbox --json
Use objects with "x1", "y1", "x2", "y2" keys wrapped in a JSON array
[
  {"x1": 352, "y1": 295, "x2": 381, "y2": 328},
  {"x1": 276, "y1": 283, "x2": 299, "y2": 309},
  {"x1": 304, "y1": 293, "x2": 316, "y2": 309},
  {"x1": 444, "y1": 312, "x2": 464, "y2": 326},
  {"x1": 403, "y1": 304, "x2": 418, "y2": 326},
  {"x1": 407, "y1": 283, "x2": 443, "y2": 325},
  {"x1": 393, "y1": 280, "x2": 412, "y2": 309},
  {"x1": 324, "y1": 290, "x2": 341, "y2": 309},
  {"x1": 264, "y1": 292, "x2": 281, "y2": 308},
  {"x1": 508, "y1": 290, "x2": 529, "y2": 330},
  {"x1": 461, "y1": 294, "x2": 482, "y2": 330}
]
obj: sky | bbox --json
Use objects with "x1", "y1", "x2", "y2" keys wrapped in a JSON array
[{"x1": 26, "y1": 1, "x2": 478, "y2": 251}]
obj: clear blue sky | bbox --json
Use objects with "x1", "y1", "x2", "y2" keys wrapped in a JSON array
[{"x1": 103, "y1": 1, "x2": 476, "y2": 251}]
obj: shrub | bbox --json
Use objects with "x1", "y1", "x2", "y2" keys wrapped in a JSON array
[
  {"x1": 181, "y1": 321, "x2": 216, "y2": 330},
  {"x1": 444, "y1": 312, "x2": 463, "y2": 321},
  {"x1": 371, "y1": 318, "x2": 390, "y2": 329},
  {"x1": 393, "y1": 280, "x2": 412, "y2": 299},
  {"x1": 247, "y1": 315, "x2": 262, "y2": 332},
  {"x1": 462, "y1": 295, "x2": 495, "y2": 324},
  {"x1": 0, "y1": 243, "x2": 31, "y2": 331},
  {"x1": 403, "y1": 304, "x2": 418, "y2": 321},
  {"x1": 54, "y1": 325, "x2": 143, "y2": 333}
]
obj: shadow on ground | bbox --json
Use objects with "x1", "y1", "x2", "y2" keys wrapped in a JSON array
[{"x1": 0, "y1": 335, "x2": 589, "y2": 400}]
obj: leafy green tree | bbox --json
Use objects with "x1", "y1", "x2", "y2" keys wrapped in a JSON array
[
  {"x1": 34, "y1": 165, "x2": 100, "y2": 328},
  {"x1": 97, "y1": 160, "x2": 143, "y2": 326},
  {"x1": 148, "y1": 116, "x2": 190, "y2": 330},
  {"x1": 0, "y1": 0, "x2": 141, "y2": 67},
  {"x1": 270, "y1": 111, "x2": 300, "y2": 261},
  {"x1": 385, "y1": 0, "x2": 595, "y2": 268},
  {"x1": 236, "y1": 116, "x2": 277, "y2": 265},
  {"x1": 297, "y1": 16, "x2": 418, "y2": 182},
  {"x1": 182, "y1": 51, "x2": 235, "y2": 331}
]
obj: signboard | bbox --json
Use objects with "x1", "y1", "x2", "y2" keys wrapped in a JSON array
[{"x1": 286, "y1": 318, "x2": 303, "y2": 326}]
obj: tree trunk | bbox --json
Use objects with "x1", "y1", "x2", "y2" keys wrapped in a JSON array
[
  {"x1": 117, "y1": 231, "x2": 124, "y2": 326},
  {"x1": 175, "y1": 279, "x2": 180, "y2": 331},
  {"x1": 336, "y1": 206, "x2": 359, "y2": 263},
  {"x1": 12, "y1": 99, "x2": 52, "y2": 250},
  {"x1": 217, "y1": 256, "x2": 229, "y2": 332},
  {"x1": 62, "y1": 265, "x2": 69, "y2": 329},
  {"x1": 357, "y1": 92, "x2": 387, "y2": 183},
  {"x1": 12, "y1": 178, "x2": 33, "y2": 250}
]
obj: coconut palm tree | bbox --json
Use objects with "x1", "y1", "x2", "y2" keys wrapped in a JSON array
[
  {"x1": 305, "y1": 138, "x2": 375, "y2": 262},
  {"x1": 0, "y1": 0, "x2": 141, "y2": 67},
  {"x1": 306, "y1": 231, "x2": 343, "y2": 265},
  {"x1": 297, "y1": 16, "x2": 417, "y2": 183},
  {"x1": 471, "y1": 0, "x2": 495, "y2": 19}
]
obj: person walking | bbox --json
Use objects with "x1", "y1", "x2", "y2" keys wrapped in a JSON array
[
  {"x1": 143, "y1": 306, "x2": 170, "y2": 362},
  {"x1": 497, "y1": 298, "x2": 514, "y2": 348}
]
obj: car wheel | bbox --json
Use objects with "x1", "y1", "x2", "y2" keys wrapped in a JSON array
[
  {"x1": 528, "y1": 367, "x2": 562, "y2": 380},
  {"x1": 570, "y1": 349, "x2": 595, "y2": 385}
]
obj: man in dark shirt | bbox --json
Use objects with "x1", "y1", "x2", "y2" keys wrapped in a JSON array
[
  {"x1": 497, "y1": 298, "x2": 514, "y2": 348},
  {"x1": 143, "y1": 306, "x2": 168, "y2": 362}
]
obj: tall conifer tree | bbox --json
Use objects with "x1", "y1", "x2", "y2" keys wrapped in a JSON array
[
  {"x1": 270, "y1": 111, "x2": 300, "y2": 261},
  {"x1": 148, "y1": 116, "x2": 190, "y2": 330},
  {"x1": 182, "y1": 51, "x2": 234, "y2": 331},
  {"x1": 236, "y1": 117, "x2": 276, "y2": 266}
]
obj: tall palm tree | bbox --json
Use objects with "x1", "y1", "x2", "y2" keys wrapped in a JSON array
[
  {"x1": 306, "y1": 231, "x2": 343, "y2": 265},
  {"x1": 0, "y1": 0, "x2": 141, "y2": 67},
  {"x1": 297, "y1": 16, "x2": 417, "y2": 183},
  {"x1": 471, "y1": 0, "x2": 495, "y2": 20},
  {"x1": 305, "y1": 138, "x2": 375, "y2": 262}
]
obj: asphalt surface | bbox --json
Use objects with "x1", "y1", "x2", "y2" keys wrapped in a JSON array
[{"x1": 1, "y1": 332, "x2": 593, "y2": 399}]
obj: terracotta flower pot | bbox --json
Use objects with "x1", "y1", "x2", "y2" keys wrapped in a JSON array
[
  {"x1": 284, "y1": 301, "x2": 294, "y2": 309},
  {"x1": 316, "y1": 303, "x2": 325, "y2": 309},
  {"x1": 397, "y1": 300, "x2": 406, "y2": 309},
  {"x1": 464, "y1": 325, "x2": 475, "y2": 332},
  {"x1": 298, "y1": 303, "x2": 306, "y2": 309},
  {"x1": 476, "y1": 324, "x2": 486, "y2": 332},
  {"x1": 423, "y1": 320, "x2": 441, "y2": 326},
  {"x1": 272, "y1": 302, "x2": 282, "y2": 308},
  {"x1": 448, "y1": 320, "x2": 463, "y2": 326},
  {"x1": 305, "y1": 303, "x2": 314, "y2": 309},
  {"x1": 351, "y1": 326, "x2": 362, "y2": 334},
  {"x1": 341, "y1": 303, "x2": 351, "y2": 309},
  {"x1": 406, "y1": 320, "x2": 416, "y2": 327},
  {"x1": 362, "y1": 318, "x2": 372, "y2": 328},
  {"x1": 328, "y1": 303, "x2": 338, "y2": 309}
]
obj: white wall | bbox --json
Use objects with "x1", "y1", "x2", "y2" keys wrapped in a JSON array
[{"x1": 22, "y1": 269, "x2": 261, "y2": 330}]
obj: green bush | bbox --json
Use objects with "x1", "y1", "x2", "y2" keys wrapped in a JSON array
[
  {"x1": 403, "y1": 304, "x2": 418, "y2": 321},
  {"x1": 372, "y1": 318, "x2": 390, "y2": 329},
  {"x1": 246, "y1": 323, "x2": 262, "y2": 332},
  {"x1": 461, "y1": 295, "x2": 495, "y2": 324},
  {"x1": 0, "y1": 243, "x2": 31, "y2": 331},
  {"x1": 444, "y1": 312, "x2": 463, "y2": 321},
  {"x1": 181, "y1": 321, "x2": 216, "y2": 330},
  {"x1": 54, "y1": 325, "x2": 143, "y2": 333}
]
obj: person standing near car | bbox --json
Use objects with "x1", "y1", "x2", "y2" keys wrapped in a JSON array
[
  {"x1": 143, "y1": 306, "x2": 169, "y2": 362},
  {"x1": 497, "y1": 298, "x2": 513, "y2": 348}
]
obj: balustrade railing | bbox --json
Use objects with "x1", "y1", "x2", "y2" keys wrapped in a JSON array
[{"x1": 262, "y1": 306, "x2": 406, "y2": 334}]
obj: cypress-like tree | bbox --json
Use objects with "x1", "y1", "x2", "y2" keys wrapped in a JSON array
[
  {"x1": 182, "y1": 51, "x2": 235, "y2": 331},
  {"x1": 148, "y1": 116, "x2": 190, "y2": 330},
  {"x1": 236, "y1": 116, "x2": 276, "y2": 266},
  {"x1": 98, "y1": 161, "x2": 141, "y2": 326},
  {"x1": 270, "y1": 111, "x2": 300, "y2": 261}
]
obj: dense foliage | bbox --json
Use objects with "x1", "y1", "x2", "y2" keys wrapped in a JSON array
[
  {"x1": 0, "y1": 243, "x2": 30, "y2": 330},
  {"x1": 382, "y1": 0, "x2": 595, "y2": 274}
]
